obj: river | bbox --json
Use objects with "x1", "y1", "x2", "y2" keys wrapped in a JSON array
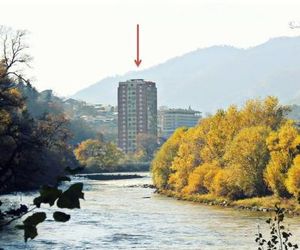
[{"x1": 1, "y1": 172, "x2": 300, "y2": 250}]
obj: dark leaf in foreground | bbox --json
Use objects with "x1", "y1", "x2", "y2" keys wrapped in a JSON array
[
  {"x1": 34, "y1": 186, "x2": 62, "y2": 207},
  {"x1": 57, "y1": 183, "x2": 84, "y2": 209},
  {"x1": 53, "y1": 211, "x2": 70, "y2": 222},
  {"x1": 17, "y1": 212, "x2": 46, "y2": 242},
  {"x1": 17, "y1": 225, "x2": 38, "y2": 242},
  {"x1": 23, "y1": 212, "x2": 46, "y2": 226}
]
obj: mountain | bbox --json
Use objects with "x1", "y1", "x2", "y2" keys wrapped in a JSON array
[
  {"x1": 72, "y1": 36, "x2": 300, "y2": 112},
  {"x1": 288, "y1": 105, "x2": 300, "y2": 121},
  {"x1": 289, "y1": 95, "x2": 300, "y2": 105}
]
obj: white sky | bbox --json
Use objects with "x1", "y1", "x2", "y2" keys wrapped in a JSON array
[{"x1": 0, "y1": 0, "x2": 300, "y2": 96}]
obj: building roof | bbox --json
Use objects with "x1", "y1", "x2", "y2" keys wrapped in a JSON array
[{"x1": 159, "y1": 108, "x2": 201, "y2": 115}]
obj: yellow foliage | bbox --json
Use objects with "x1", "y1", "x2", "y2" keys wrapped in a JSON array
[
  {"x1": 198, "y1": 111, "x2": 228, "y2": 163},
  {"x1": 0, "y1": 110, "x2": 11, "y2": 133},
  {"x1": 74, "y1": 139, "x2": 123, "y2": 170},
  {"x1": 151, "y1": 96, "x2": 300, "y2": 201},
  {"x1": 183, "y1": 162, "x2": 221, "y2": 194},
  {"x1": 210, "y1": 169, "x2": 232, "y2": 197},
  {"x1": 264, "y1": 121, "x2": 300, "y2": 197},
  {"x1": 285, "y1": 155, "x2": 300, "y2": 199},
  {"x1": 168, "y1": 128, "x2": 200, "y2": 191},
  {"x1": 151, "y1": 127, "x2": 187, "y2": 189},
  {"x1": 224, "y1": 126, "x2": 270, "y2": 197},
  {"x1": 74, "y1": 139, "x2": 103, "y2": 165},
  {"x1": 264, "y1": 152, "x2": 289, "y2": 197},
  {"x1": 8, "y1": 88, "x2": 22, "y2": 99},
  {"x1": 203, "y1": 164, "x2": 221, "y2": 193},
  {"x1": 266, "y1": 120, "x2": 299, "y2": 152},
  {"x1": 240, "y1": 96, "x2": 285, "y2": 130}
]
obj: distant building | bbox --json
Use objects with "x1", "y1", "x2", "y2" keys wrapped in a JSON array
[
  {"x1": 118, "y1": 79, "x2": 157, "y2": 153},
  {"x1": 158, "y1": 107, "x2": 201, "y2": 139}
]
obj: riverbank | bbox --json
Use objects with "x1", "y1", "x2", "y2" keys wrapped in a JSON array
[
  {"x1": 79, "y1": 173, "x2": 145, "y2": 181},
  {"x1": 158, "y1": 189, "x2": 300, "y2": 216},
  {"x1": 81, "y1": 162, "x2": 150, "y2": 174}
]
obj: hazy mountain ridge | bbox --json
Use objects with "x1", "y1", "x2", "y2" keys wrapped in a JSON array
[{"x1": 72, "y1": 36, "x2": 300, "y2": 112}]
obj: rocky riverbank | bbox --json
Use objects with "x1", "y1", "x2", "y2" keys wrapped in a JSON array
[
  {"x1": 80, "y1": 173, "x2": 144, "y2": 181},
  {"x1": 158, "y1": 189, "x2": 300, "y2": 216}
]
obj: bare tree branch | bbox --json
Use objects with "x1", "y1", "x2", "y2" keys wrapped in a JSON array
[
  {"x1": 0, "y1": 206, "x2": 37, "y2": 228},
  {"x1": 0, "y1": 26, "x2": 31, "y2": 81}
]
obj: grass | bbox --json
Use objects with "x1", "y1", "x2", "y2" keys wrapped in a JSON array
[
  {"x1": 231, "y1": 196, "x2": 300, "y2": 213},
  {"x1": 160, "y1": 189, "x2": 229, "y2": 205},
  {"x1": 158, "y1": 189, "x2": 300, "y2": 215}
]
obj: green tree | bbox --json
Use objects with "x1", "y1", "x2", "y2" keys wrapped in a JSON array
[{"x1": 136, "y1": 133, "x2": 158, "y2": 161}]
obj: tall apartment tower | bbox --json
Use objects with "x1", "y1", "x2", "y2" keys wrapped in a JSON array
[{"x1": 118, "y1": 79, "x2": 157, "y2": 153}]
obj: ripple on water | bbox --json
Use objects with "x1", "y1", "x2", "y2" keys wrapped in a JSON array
[{"x1": 1, "y1": 173, "x2": 300, "y2": 250}]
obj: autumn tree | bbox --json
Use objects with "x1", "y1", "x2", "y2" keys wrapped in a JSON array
[
  {"x1": 224, "y1": 126, "x2": 270, "y2": 197},
  {"x1": 183, "y1": 161, "x2": 221, "y2": 195},
  {"x1": 0, "y1": 26, "x2": 31, "y2": 191},
  {"x1": 0, "y1": 26, "x2": 85, "y2": 242},
  {"x1": 151, "y1": 96, "x2": 300, "y2": 201},
  {"x1": 240, "y1": 97, "x2": 287, "y2": 130},
  {"x1": 285, "y1": 155, "x2": 300, "y2": 200},
  {"x1": 168, "y1": 127, "x2": 203, "y2": 191},
  {"x1": 74, "y1": 139, "x2": 124, "y2": 171},
  {"x1": 264, "y1": 120, "x2": 300, "y2": 197},
  {"x1": 0, "y1": 26, "x2": 75, "y2": 192},
  {"x1": 151, "y1": 127, "x2": 187, "y2": 189}
]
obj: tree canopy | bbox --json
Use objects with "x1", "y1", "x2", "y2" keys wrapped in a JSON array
[
  {"x1": 151, "y1": 97, "x2": 300, "y2": 200},
  {"x1": 74, "y1": 139, "x2": 124, "y2": 171}
]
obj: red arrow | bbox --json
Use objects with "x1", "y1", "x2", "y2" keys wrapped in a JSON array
[{"x1": 134, "y1": 24, "x2": 142, "y2": 67}]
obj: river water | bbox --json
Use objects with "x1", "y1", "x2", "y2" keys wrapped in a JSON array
[{"x1": 1, "y1": 172, "x2": 300, "y2": 250}]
